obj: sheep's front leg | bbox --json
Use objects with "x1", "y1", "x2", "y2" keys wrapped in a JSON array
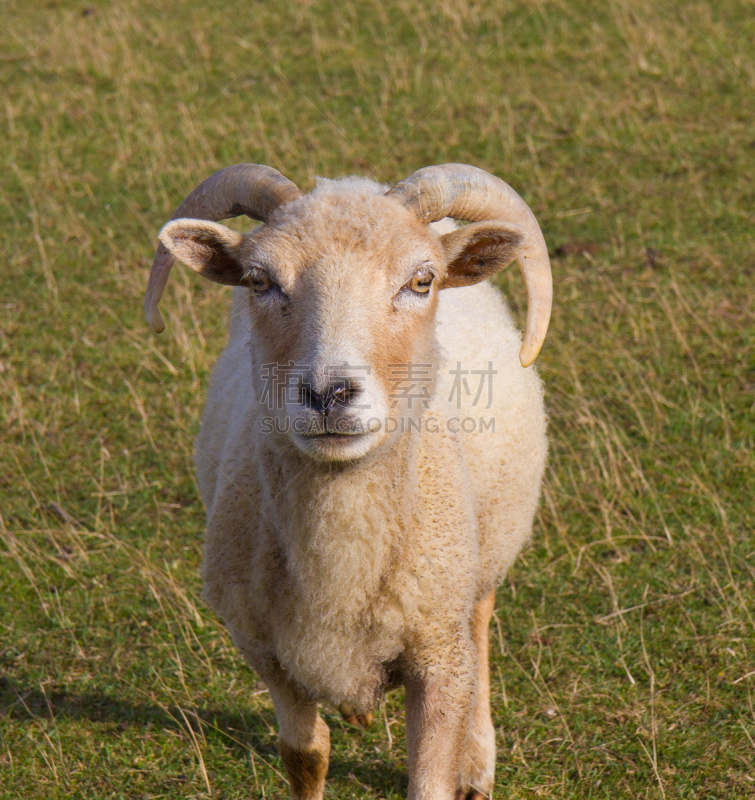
[
  {"x1": 232, "y1": 634, "x2": 329, "y2": 800},
  {"x1": 457, "y1": 589, "x2": 497, "y2": 800},
  {"x1": 405, "y1": 640, "x2": 477, "y2": 800},
  {"x1": 260, "y1": 666, "x2": 330, "y2": 800}
]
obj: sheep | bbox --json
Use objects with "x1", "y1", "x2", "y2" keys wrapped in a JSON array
[{"x1": 145, "y1": 163, "x2": 552, "y2": 800}]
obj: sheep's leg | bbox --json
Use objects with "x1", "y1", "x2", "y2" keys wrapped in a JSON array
[
  {"x1": 260, "y1": 665, "x2": 330, "y2": 800},
  {"x1": 338, "y1": 702, "x2": 374, "y2": 728},
  {"x1": 404, "y1": 640, "x2": 477, "y2": 800},
  {"x1": 457, "y1": 589, "x2": 497, "y2": 800},
  {"x1": 231, "y1": 634, "x2": 329, "y2": 800}
]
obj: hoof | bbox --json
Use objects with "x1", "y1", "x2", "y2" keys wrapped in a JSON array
[{"x1": 338, "y1": 703, "x2": 373, "y2": 729}]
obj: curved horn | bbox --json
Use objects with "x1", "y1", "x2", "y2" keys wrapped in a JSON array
[
  {"x1": 385, "y1": 164, "x2": 552, "y2": 367},
  {"x1": 146, "y1": 164, "x2": 302, "y2": 333}
]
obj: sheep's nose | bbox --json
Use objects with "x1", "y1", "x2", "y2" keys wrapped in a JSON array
[{"x1": 300, "y1": 379, "x2": 360, "y2": 414}]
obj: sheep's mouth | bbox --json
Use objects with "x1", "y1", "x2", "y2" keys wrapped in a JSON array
[
  {"x1": 299, "y1": 431, "x2": 371, "y2": 447},
  {"x1": 293, "y1": 428, "x2": 379, "y2": 462},
  {"x1": 298, "y1": 421, "x2": 379, "y2": 439},
  {"x1": 304, "y1": 431, "x2": 366, "y2": 439}
]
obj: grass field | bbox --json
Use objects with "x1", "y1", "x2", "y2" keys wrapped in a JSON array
[{"x1": 1, "y1": 0, "x2": 754, "y2": 797}]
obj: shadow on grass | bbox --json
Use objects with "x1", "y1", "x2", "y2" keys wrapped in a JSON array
[{"x1": 0, "y1": 678, "x2": 408, "y2": 796}]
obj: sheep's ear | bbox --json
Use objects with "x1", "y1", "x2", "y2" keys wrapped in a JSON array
[
  {"x1": 438, "y1": 222, "x2": 526, "y2": 289},
  {"x1": 158, "y1": 219, "x2": 246, "y2": 285}
]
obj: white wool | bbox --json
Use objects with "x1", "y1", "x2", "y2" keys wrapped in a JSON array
[{"x1": 199, "y1": 279, "x2": 546, "y2": 706}]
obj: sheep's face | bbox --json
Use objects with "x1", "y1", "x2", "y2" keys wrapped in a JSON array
[{"x1": 159, "y1": 178, "x2": 525, "y2": 463}]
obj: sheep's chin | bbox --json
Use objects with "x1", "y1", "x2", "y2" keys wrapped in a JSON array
[{"x1": 291, "y1": 431, "x2": 382, "y2": 463}]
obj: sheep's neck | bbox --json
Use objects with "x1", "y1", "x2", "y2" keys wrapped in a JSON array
[{"x1": 260, "y1": 435, "x2": 417, "y2": 623}]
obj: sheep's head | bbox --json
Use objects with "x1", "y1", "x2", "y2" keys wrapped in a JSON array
[{"x1": 148, "y1": 164, "x2": 552, "y2": 463}]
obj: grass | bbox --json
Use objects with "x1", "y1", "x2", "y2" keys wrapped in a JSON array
[{"x1": 1, "y1": 0, "x2": 754, "y2": 797}]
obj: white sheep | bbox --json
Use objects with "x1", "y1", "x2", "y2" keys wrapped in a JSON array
[{"x1": 146, "y1": 163, "x2": 551, "y2": 800}]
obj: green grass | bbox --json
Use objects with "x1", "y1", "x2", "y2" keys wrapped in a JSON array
[{"x1": 1, "y1": 0, "x2": 754, "y2": 797}]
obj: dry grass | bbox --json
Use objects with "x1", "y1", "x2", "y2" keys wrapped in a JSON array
[{"x1": 1, "y1": 0, "x2": 754, "y2": 797}]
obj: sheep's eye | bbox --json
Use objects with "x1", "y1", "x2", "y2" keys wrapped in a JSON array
[
  {"x1": 407, "y1": 266, "x2": 434, "y2": 294},
  {"x1": 246, "y1": 267, "x2": 273, "y2": 294}
]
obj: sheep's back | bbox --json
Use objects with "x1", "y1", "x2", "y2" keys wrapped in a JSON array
[
  {"x1": 194, "y1": 287, "x2": 255, "y2": 513},
  {"x1": 434, "y1": 282, "x2": 547, "y2": 593}
]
